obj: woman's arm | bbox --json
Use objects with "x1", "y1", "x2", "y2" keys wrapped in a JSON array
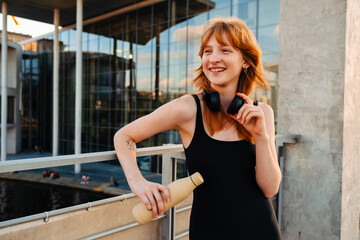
[
  {"x1": 252, "y1": 104, "x2": 281, "y2": 198},
  {"x1": 113, "y1": 95, "x2": 196, "y2": 217},
  {"x1": 232, "y1": 93, "x2": 281, "y2": 198}
]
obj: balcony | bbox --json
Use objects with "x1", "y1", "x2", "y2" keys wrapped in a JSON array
[{"x1": 0, "y1": 134, "x2": 300, "y2": 239}]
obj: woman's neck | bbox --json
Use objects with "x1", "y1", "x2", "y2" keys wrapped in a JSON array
[{"x1": 211, "y1": 84, "x2": 237, "y2": 109}]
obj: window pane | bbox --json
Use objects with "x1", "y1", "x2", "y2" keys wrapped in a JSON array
[
  {"x1": 258, "y1": 24, "x2": 279, "y2": 54},
  {"x1": 258, "y1": 0, "x2": 280, "y2": 27},
  {"x1": 232, "y1": 1, "x2": 257, "y2": 29},
  {"x1": 209, "y1": 6, "x2": 231, "y2": 19}
]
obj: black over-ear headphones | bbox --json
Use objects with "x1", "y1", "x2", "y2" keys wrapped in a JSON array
[{"x1": 202, "y1": 89, "x2": 245, "y2": 115}]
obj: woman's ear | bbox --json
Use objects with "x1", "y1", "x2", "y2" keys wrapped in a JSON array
[{"x1": 243, "y1": 62, "x2": 250, "y2": 69}]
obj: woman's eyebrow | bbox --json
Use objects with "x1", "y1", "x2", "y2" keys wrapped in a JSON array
[
  {"x1": 204, "y1": 43, "x2": 230, "y2": 48},
  {"x1": 219, "y1": 42, "x2": 231, "y2": 47}
]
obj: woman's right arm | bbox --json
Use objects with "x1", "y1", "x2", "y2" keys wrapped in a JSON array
[{"x1": 113, "y1": 95, "x2": 196, "y2": 218}]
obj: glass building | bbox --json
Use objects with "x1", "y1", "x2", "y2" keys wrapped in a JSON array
[{"x1": 20, "y1": 0, "x2": 280, "y2": 156}]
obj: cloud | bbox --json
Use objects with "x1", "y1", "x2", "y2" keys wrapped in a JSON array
[
  {"x1": 178, "y1": 77, "x2": 193, "y2": 88},
  {"x1": 137, "y1": 52, "x2": 152, "y2": 62},
  {"x1": 172, "y1": 25, "x2": 204, "y2": 42}
]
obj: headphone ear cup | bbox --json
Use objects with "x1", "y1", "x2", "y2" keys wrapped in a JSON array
[
  {"x1": 202, "y1": 89, "x2": 220, "y2": 112},
  {"x1": 227, "y1": 95, "x2": 245, "y2": 115}
]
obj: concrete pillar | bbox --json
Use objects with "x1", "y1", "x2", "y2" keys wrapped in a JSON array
[
  {"x1": 53, "y1": 8, "x2": 60, "y2": 156},
  {"x1": 1, "y1": 2, "x2": 8, "y2": 162},
  {"x1": 75, "y1": 0, "x2": 83, "y2": 173},
  {"x1": 341, "y1": 1, "x2": 360, "y2": 239},
  {"x1": 278, "y1": 0, "x2": 360, "y2": 239}
]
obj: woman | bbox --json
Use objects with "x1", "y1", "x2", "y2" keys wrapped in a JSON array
[{"x1": 114, "y1": 17, "x2": 281, "y2": 239}]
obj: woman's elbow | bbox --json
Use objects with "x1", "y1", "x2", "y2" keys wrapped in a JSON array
[
  {"x1": 113, "y1": 129, "x2": 124, "y2": 145},
  {"x1": 264, "y1": 179, "x2": 281, "y2": 199},
  {"x1": 264, "y1": 190, "x2": 278, "y2": 199}
]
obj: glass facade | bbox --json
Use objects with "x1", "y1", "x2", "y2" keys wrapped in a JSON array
[{"x1": 21, "y1": 0, "x2": 280, "y2": 155}]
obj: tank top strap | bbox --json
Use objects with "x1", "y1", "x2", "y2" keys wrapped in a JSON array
[{"x1": 191, "y1": 94, "x2": 205, "y2": 134}]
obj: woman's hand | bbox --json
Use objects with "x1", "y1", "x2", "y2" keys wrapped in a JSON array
[
  {"x1": 128, "y1": 177, "x2": 171, "y2": 218},
  {"x1": 229, "y1": 93, "x2": 268, "y2": 139}
]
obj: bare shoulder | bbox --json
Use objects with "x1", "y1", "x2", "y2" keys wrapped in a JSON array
[{"x1": 168, "y1": 94, "x2": 197, "y2": 122}]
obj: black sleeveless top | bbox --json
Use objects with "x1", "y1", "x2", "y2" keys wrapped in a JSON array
[{"x1": 184, "y1": 95, "x2": 281, "y2": 240}]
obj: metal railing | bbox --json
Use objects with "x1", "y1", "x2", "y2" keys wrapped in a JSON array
[
  {"x1": 0, "y1": 144, "x2": 188, "y2": 239},
  {"x1": 0, "y1": 134, "x2": 300, "y2": 239},
  {"x1": 275, "y1": 134, "x2": 301, "y2": 230}
]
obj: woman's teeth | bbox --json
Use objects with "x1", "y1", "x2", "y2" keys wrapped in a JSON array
[{"x1": 210, "y1": 68, "x2": 225, "y2": 72}]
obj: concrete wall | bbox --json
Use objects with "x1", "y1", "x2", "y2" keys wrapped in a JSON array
[
  {"x1": 278, "y1": 0, "x2": 360, "y2": 239},
  {"x1": 0, "y1": 194, "x2": 193, "y2": 240},
  {"x1": 341, "y1": 0, "x2": 360, "y2": 239}
]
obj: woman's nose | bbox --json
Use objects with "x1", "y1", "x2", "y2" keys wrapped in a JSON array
[{"x1": 209, "y1": 51, "x2": 221, "y2": 63}]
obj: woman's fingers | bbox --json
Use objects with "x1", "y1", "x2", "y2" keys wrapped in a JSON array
[
  {"x1": 243, "y1": 111, "x2": 259, "y2": 125},
  {"x1": 145, "y1": 191, "x2": 157, "y2": 217},
  {"x1": 154, "y1": 184, "x2": 171, "y2": 216},
  {"x1": 237, "y1": 105, "x2": 261, "y2": 125},
  {"x1": 157, "y1": 184, "x2": 171, "y2": 203},
  {"x1": 236, "y1": 103, "x2": 251, "y2": 122},
  {"x1": 153, "y1": 187, "x2": 165, "y2": 215},
  {"x1": 237, "y1": 93, "x2": 254, "y2": 105},
  {"x1": 141, "y1": 183, "x2": 170, "y2": 218},
  {"x1": 139, "y1": 194, "x2": 152, "y2": 211}
]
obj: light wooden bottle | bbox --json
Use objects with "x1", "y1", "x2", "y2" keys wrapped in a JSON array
[{"x1": 132, "y1": 172, "x2": 204, "y2": 224}]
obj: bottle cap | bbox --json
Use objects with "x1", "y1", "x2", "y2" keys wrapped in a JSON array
[{"x1": 190, "y1": 172, "x2": 204, "y2": 187}]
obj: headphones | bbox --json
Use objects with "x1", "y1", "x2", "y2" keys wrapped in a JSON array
[{"x1": 202, "y1": 89, "x2": 245, "y2": 115}]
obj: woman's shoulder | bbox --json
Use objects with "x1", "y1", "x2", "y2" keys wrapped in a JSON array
[{"x1": 170, "y1": 94, "x2": 198, "y2": 121}]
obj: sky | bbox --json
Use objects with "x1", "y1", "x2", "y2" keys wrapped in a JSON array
[{"x1": 0, "y1": 14, "x2": 55, "y2": 38}]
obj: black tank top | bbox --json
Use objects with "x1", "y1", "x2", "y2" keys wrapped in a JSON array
[{"x1": 184, "y1": 95, "x2": 281, "y2": 240}]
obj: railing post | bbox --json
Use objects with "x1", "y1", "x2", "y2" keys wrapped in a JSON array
[
  {"x1": 275, "y1": 134, "x2": 301, "y2": 230},
  {"x1": 161, "y1": 153, "x2": 176, "y2": 240}
]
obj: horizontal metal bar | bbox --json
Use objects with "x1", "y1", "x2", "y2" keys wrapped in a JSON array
[
  {"x1": 0, "y1": 144, "x2": 184, "y2": 173},
  {"x1": 79, "y1": 222, "x2": 140, "y2": 240},
  {"x1": 80, "y1": 214, "x2": 168, "y2": 239},
  {"x1": 175, "y1": 230, "x2": 189, "y2": 239},
  {"x1": 0, "y1": 193, "x2": 135, "y2": 229},
  {"x1": 0, "y1": 135, "x2": 297, "y2": 173},
  {"x1": 0, "y1": 192, "x2": 191, "y2": 230},
  {"x1": 175, "y1": 205, "x2": 192, "y2": 214},
  {"x1": 77, "y1": 205, "x2": 191, "y2": 239}
]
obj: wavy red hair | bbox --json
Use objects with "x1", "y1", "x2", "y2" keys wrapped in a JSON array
[{"x1": 193, "y1": 17, "x2": 268, "y2": 143}]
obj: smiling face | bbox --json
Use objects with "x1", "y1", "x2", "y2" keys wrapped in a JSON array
[{"x1": 202, "y1": 33, "x2": 247, "y2": 92}]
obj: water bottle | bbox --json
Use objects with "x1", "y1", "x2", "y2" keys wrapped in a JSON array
[{"x1": 132, "y1": 172, "x2": 204, "y2": 224}]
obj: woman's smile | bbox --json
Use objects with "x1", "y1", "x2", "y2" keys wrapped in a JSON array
[{"x1": 209, "y1": 66, "x2": 226, "y2": 73}]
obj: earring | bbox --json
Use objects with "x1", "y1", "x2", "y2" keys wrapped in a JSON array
[{"x1": 244, "y1": 68, "x2": 247, "y2": 73}]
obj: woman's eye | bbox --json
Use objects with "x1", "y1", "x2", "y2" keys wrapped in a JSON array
[{"x1": 222, "y1": 49, "x2": 230, "y2": 52}]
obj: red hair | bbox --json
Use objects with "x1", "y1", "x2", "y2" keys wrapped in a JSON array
[{"x1": 193, "y1": 17, "x2": 268, "y2": 143}]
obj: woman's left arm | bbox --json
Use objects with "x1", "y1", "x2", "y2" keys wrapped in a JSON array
[{"x1": 234, "y1": 93, "x2": 281, "y2": 198}]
